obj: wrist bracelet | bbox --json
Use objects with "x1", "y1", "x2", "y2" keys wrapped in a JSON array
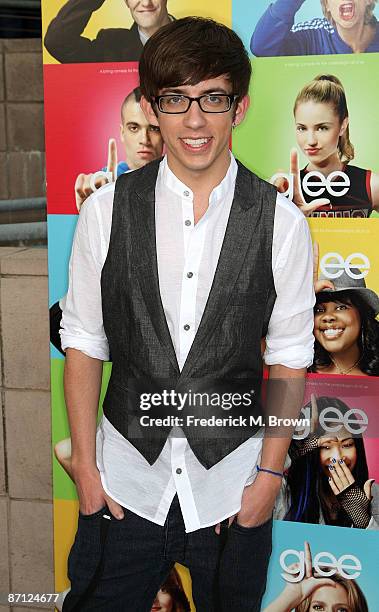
[{"x1": 257, "y1": 465, "x2": 283, "y2": 479}]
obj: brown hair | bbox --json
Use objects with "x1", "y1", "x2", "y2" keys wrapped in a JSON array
[
  {"x1": 294, "y1": 74, "x2": 354, "y2": 162},
  {"x1": 320, "y1": 0, "x2": 378, "y2": 25},
  {"x1": 296, "y1": 572, "x2": 368, "y2": 612},
  {"x1": 158, "y1": 568, "x2": 191, "y2": 612},
  {"x1": 139, "y1": 17, "x2": 251, "y2": 104}
]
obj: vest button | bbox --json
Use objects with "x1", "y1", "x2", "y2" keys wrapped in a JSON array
[
  {"x1": 185, "y1": 219, "x2": 191, "y2": 226},
  {"x1": 176, "y1": 468, "x2": 182, "y2": 475},
  {"x1": 183, "y1": 190, "x2": 190, "y2": 197},
  {"x1": 183, "y1": 324, "x2": 190, "y2": 331},
  {"x1": 187, "y1": 272, "x2": 193, "y2": 278}
]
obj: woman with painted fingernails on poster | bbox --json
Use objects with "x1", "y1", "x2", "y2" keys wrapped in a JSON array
[
  {"x1": 274, "y1": 395, "x2": 379, "y2": 529},
  {"x1": 275, "y1": 74, "x2": 379, "y2": 218},
  {"x1": 251, "y1": 0, "x2": 379, "y2": 57},
  {"x1": 263, "y1": 541, "x2": 369, "y2": 612}
]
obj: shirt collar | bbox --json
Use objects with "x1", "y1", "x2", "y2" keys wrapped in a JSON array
[{"x1": 159, "y1": 153, "x2": 238, "y2": 205}]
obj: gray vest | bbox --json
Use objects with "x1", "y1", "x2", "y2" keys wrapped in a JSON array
[{"x1": 101, "y1": 158, "x2": 277, "y2": 468}]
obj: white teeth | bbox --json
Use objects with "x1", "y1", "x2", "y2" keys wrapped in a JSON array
[
  {"x1": 182, "y1": 138, "x2": 210, "y2": 148},
  {"x1": 341, "y1": 3, "x2": 354, "y2": 16},
  {"x1": 323, "y1": 328, "x2": 343, "y2": 338}
]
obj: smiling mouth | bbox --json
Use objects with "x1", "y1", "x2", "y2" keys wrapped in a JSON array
[
  {"x1": 340, "y1": 2, "x2": 355, "y2": 21},
  {"x1": 181, "y1": 137, "x2": 212, "y2": 150},
  {"x1": 321, "y1": 328, "x2": 344, "y2": 339}
]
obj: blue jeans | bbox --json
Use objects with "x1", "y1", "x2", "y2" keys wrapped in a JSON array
[{"x1": 63, "y1": 495, "x2": 272, "y2": 612}]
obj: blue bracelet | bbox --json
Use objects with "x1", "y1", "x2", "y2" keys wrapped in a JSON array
[{"x1": 257, "y1": 465, "x2": 283, "y2": 478}]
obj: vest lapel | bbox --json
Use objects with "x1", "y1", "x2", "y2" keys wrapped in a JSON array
[
  {"x1": 180, "y1": 163, "x2": 261, "y2": 379},
  {"x1": 131, "y1": 161, "x2": 180, "y2": 374}
]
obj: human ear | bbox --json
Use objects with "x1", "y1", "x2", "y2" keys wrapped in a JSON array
[
  {"x1": 119, "y1": 123, "x2": 125, "y2": 143},
  {"x1": 232, "y1": 94, "x2": 250, "y2": 128},
  {"x1": 140, "y1": 95, "x2": 160, "y2": 126},
  {"x1": 339, "y1": 116, "x2": 349, "y2": 136}
]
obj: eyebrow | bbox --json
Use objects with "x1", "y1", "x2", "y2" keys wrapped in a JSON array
[
  {"x1": 311, "y1": 602, "x2": 348, "y2": 609},
  {"x1": 320, "y1": 437, "x2": 354, "y2": 443},
  {"x1": 296, "y1": 121, "x2": 333, "y2": 126},
  {"x1": 159, "y1": 87, "x2": 231, "y2": 95}
]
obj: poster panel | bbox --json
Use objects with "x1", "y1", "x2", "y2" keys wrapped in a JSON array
[
  {"x1": 233, "y1": 0, "x2": 379, "y2": 58},
  {"x1": 41, "y1": 0, "x2": 379, "y2": 608},
  {"x1": 43, "y1": 0, "x2": 232, "y2": 64},
  {"x1": 261, "y1": 521, "x2": 379, "y2": 610},
  {"x1": 233, "y1": 54, "x2": 379, "y2": 218}
]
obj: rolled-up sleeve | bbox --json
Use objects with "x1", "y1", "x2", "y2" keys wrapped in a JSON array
[
  {"x1": 60, "y1": 195, "x2": 110, "y2": 361},
  {"x1": 264, "y1": 194, "x2": 315, "y2": 369}
]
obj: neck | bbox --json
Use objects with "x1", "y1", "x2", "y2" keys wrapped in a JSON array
[
  {"x1": 139, "y1": 13, "x2": 171, "y2": 38},
  {"x1": 327, "y1": 343, "x2": 363, "y2": 375},
  {"x1": 335, "y1": 20, "x2": 374, "y2": 53},
  {"x1": 167, "y1": 148, "x2": 231, "y2": 200},
  {"x1": 306, "y1": 152, "x2": 343, "y2": 177}
]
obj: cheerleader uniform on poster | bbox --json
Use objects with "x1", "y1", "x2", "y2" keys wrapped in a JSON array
[{"x1": 301, "y1": 165, "x2": 373, "y2": 218}]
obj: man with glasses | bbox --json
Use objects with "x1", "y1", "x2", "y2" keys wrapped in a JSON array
[{"x1": 61, "y1": 17, "x2": 315, "y2": 612}]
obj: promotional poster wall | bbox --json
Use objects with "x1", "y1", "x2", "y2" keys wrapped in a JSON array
[{"x1": 42, "y1": 0, "x2": 379, "y2": 609}]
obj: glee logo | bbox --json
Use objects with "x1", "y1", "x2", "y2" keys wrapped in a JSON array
[
  {"x1": 280, "y1": 549, "x2": 362, "y2": 583},
  {"x1": 269, "y1": 170, "x2": 350, "y2": 201},
  {"x1": 293, "y1": 405, "x2": 368, "y2": 440},
  {"x1": 320, "y1": 252, "x2": 370, "y2": 280}
]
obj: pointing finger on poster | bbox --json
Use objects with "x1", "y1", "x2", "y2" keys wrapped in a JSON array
[{"x1": 106, "y1": 137, "x2": 118, "y2": 180}]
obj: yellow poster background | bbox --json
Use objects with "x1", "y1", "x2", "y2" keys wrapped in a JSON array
[
  {"x1": 309, "y1": 218, "x2": 379, "y2": 296},
  {"x1": 42, "y1": 0, "x2": 232, "y2": 64}
]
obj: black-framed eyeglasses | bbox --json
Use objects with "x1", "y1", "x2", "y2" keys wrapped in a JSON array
[{"x1": 154, "y1": 93, "x2": 238, "y2": 114}]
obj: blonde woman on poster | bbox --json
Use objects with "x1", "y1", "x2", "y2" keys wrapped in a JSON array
[
  {"x1": 263, "y1": 542, "x2": 369, "y2": 612},
  {"x1": 251, "y1": 0, "x2": 379, "y2": 56},
  {"x1": 276, "y1": 74, "x2": 379, "y2": 218}
]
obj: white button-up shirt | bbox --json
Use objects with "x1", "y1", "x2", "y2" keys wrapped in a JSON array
[{"x1": 61, "y1": 154, "x2": 315, "y2": 532}]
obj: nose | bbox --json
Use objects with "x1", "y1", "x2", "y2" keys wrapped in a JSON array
[
  {"x1": 139, "y1": 128, "x2": 151, "y2": 146},
  {"x1": 321, "y1": 311, "x2": 336, "y2": 323},
  {"x1": 307, "y1": 130, "x2": 318, "y2": 146},
  {"x1": 182, "y1": 99, "x2": 207, "y2": 130}
]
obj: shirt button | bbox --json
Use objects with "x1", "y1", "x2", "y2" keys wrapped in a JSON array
[
  {"x1": 183, "y1": 190, "x2": 190, "y2": 197},
  {"x1": 176, "y1": 468, "x2": 182, "y2": 474},
  {"x1": 183, "y1": 324, "x2": 190, "y2": 331},
  {"x1": 187, "y1": 272, "x2": 193, "y2": 278},
  {"x1": 185, "y1": 219, "x2": 191, "y2": 226}
]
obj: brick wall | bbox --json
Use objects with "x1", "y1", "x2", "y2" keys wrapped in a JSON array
[
  {"x1": 0, "y1": 247, "x2": 53, "y2": 612},
  {"x1": 0, "y1": 39, "x2": 45, "y2": 200}
]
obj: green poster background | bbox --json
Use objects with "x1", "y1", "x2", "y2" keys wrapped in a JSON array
[{"x1": 233, "y1": 53, "x2": 379, "y2": 220}]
